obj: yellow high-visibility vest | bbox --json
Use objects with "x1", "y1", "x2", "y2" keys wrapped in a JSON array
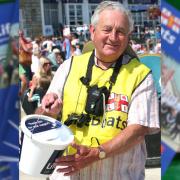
[{"x1": 62, "y1": 51, "x2": 150, "y2": 154}]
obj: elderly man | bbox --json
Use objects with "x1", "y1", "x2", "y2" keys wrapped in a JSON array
[{"x1": 41, "y1": 1, "x2": 159, "y2": 180}]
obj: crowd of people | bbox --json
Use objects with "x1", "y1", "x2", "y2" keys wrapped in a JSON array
[
  {"x1": 19, "y1": 29, "x2": 85, "y2": 114},
  {"x1": 130, "y1": 26, "x2": 161, "y2": 55}
]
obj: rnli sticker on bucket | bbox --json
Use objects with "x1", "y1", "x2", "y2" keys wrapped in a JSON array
[
  {"x1": 40, "y1": 150, "x2": 64, "y2": 174},
  {"x1": 25, "y1": 118, "x2": 62, "y2": 134}
]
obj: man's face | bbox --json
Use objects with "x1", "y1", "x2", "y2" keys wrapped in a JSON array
[{"x1": 90, "y1": 9, "x2": 130, "y2": 62}]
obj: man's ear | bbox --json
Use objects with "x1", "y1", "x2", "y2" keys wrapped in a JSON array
[{"x1": 89, "y1": 25, "x2": 95, "y2": 41}]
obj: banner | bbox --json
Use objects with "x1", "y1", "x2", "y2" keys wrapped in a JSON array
[
  {"x1": 0, "y1": 162, "x2": 18, "y2": 180},
  {"x1": 161, "y1": 0, "x2": 180, "y2": 62},
  {"x1": 0, "y1": 0, "x2": 18, "y2": 61},
  {"x1": 0, "y1": 162, "x2": 11, "y2": 180},
  {"x1": 0, "y1": 85, "x2": 19, "y2": 159},
  {"x1": 161, "y1": 142, "x2": 176, "y2": 176},
  {"x1": 161, "y1": 0, "x2": 180, "y2": 176},
  {"x1": 0, "y1": 1, "x2": 19, "y2": 179}
]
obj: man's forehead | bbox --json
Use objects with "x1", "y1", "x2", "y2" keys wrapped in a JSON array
[
  {"x1": 97, "y1": 10, "x2": 129, "y2": 29},
  {"x1": 98, "y1": 10, "x2": 127, "y2": 23},
  {"x1": 99, "y1": 9, "x2": 125, "y2": 17}
]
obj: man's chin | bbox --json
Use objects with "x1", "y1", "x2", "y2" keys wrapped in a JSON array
[
  {"x1": 104, "y1": 46, "x2": 121, "y2": 53},
  {"x1": 103, "y1": 50, "x2": 121, "y2": 57}
]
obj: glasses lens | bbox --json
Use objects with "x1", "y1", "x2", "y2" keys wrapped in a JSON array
[{"x1": 44, "y1": 62, "x2": 51, "y2": 66}]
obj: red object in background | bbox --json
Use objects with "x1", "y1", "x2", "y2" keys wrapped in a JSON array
[
  {"x1": 0, "y1": 64, "x2": 3, "y2": 75},
  {"x1": 148, "y1": 6, "x2": 161, "y2": 19},
  {"x1": 19, "y1": 31, "x2": 32, "y2": 66}
]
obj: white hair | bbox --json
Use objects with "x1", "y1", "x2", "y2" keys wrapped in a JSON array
[{"x1": 91, "y1": 1, "x2": 134, "y2": 33}]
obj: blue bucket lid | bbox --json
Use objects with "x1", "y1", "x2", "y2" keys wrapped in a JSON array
[{"x1": 21, "y1": 115, "x2": 74, "y2": 147}]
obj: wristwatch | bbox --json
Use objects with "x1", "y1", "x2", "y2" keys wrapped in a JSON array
[{"x1": 98, "y1": 145, "x2": 106, "y2": 159}]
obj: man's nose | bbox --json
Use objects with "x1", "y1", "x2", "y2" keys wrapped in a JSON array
[{"x1": 109, "y1": 31, "x2": 118, "y2": 41}]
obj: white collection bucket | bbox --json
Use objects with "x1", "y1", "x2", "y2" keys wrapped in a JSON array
[{"x1": 19, "y1": 114, "x2": 74, "y2": 178}]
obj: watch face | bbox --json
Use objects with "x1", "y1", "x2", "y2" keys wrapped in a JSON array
[{"x1": 99, "y1": 151, "x2": 106, "y2": 159}]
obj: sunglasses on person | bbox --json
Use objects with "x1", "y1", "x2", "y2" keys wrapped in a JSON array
[{"x1": 43, "y1": 62, "x2": 51, "y2": 66}]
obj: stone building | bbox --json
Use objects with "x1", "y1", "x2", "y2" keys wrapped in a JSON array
[
  {"x1": 20, "y1": 0, "x2": 43, "y2": 38},
  {"x1": 20, "y1": 0, "x2": 160, "y2": 38}
]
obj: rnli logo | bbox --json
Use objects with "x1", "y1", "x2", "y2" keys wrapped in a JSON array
[
  {"x1": 162, "y1": 7, "x2": 180, "y2": 34},
  {"x1": 106, "y1": 93, "x2": 129, "y2": 113}
]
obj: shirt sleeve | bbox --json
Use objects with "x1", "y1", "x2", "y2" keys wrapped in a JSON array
[
  {"x1": 47, "y1": 58, "x2": 72, "y2": 99},
  {"x1": 127, "y1": 73, "x2": 160, "y2": 134}
]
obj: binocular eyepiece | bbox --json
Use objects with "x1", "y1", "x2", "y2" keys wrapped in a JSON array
[{"x1": 64, "y1": 113, "x2": 91, "y2": 128}]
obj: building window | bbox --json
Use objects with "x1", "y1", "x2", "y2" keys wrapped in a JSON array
[
  {"x1": 133, "y1": 12, "x2": 145, "y2": 26},
  {"x1": 88, "y1": 0, "x2": 122, "y2": 3},
  {"x1": 89, "y1": 4, "x2": 97, "y2": 21},
  {"x1": 68, "y1": 4, "x2": 83, "y2": 25},
  {"x1": 31, "y1": 9, "x2": 37, "y2": 22},
  {"x1": 44, "y1": 0, "x2": 58, "y2": 29},
  {"x1": 62, "y1": 0, "x2": 83, "y2": 3},
  {"x1": 128, "y1": 0, "x2": 158, "y2": 4}
]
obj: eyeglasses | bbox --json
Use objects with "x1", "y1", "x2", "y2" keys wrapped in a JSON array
[{"x1": 43, "y1": 62, "x2": 51, "y2": 66}]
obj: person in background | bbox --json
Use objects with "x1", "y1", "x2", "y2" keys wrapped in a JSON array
[
  {"x1": 28, "y1": 75, "x2": 51, "y2": 109},
  {"x1": 22, "y1": 56, "x2": 53, "y2": 115},
  {"x1": 155, "y1": 26, "x2": 161, "y2": 43},
  {"x1": 54, "y1": 36, "x2": 63, "y2": 52},
  {"x1": 35, "y1": 56, "x2": 53, "y2": 79},
  {"x1": 154, "y1": 39, "x2": 161, "y2": 54},
  {"x1": 40, "y1": 1, "x2": 159, "y2": 180},
  {"x1": 71, "y1": 33, "x2": 80, "y2": 46},
  {"x1": 55, "y1": 51, "x2": 64, "y2": 67},
  {"x1": 48, "y1": 48, "x2": 64, "y2": 71},
  {"x1": 41, "y1": 36, "x2": 55, "y2": 56},
  {"x1": 71, "y1": 44, "x2": 82, "y2": 56},
  {"x1": 62, "y1": 35, "x2": 71, "y2": 60},
  {"x1": 143, "y1": 27, "x2": 151, "y2": 42},
  {"x1": 19, "y1": 64, "x2": 28, "y2": 96},
  {"x1": 31, "y1": 37, "x2": 41, "y2": 75},
  {"x1": 19, "y1": 30, "x2": 33, "y2": 84}
]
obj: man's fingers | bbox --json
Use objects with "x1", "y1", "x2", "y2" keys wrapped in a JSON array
[
  {"x1": 70, "y1": 142, "x2": 82, "y2": 153},
  {"x1": 55, "y1": 155, "x2": 75, "y2": 163},
  {"x1": 51, "y1": 99, "x2": 61, "y2": 109},
  {"x1": 70, "y1": 142, "x2": 89, "y2": 155},
  {"x1": 56, "y1": 166, "x2": 73, "y2": 173},
  {"x1": 41, "y1": 93, "x2": 61, "y2": 113},
  {"x1": 56, "y1": 166, "x2": 76, "y2": 176}
]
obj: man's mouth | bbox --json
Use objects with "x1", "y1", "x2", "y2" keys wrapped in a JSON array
[{"x1": 106, "y1": 43, "x2": 119, "y2": 47}]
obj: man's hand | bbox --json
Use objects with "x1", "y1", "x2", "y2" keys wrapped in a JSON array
[
  {"x1": 41, "y1": 93, "x2": 62, "y2": 115},
  {"x1": 54, "y1": 142, "x2": 99, "y2": 176}
]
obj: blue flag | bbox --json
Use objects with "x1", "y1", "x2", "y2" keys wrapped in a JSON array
[
  {"x1": 161, "y1": 141, "x2": 176, "y2": 176},
  {"x1": 0, "y1": 85, "x2": 19, "y2": 159}
]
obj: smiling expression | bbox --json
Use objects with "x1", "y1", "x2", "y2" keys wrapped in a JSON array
[{"x1": 90, "y1": 9, "x2": 130, "y2": 62}]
